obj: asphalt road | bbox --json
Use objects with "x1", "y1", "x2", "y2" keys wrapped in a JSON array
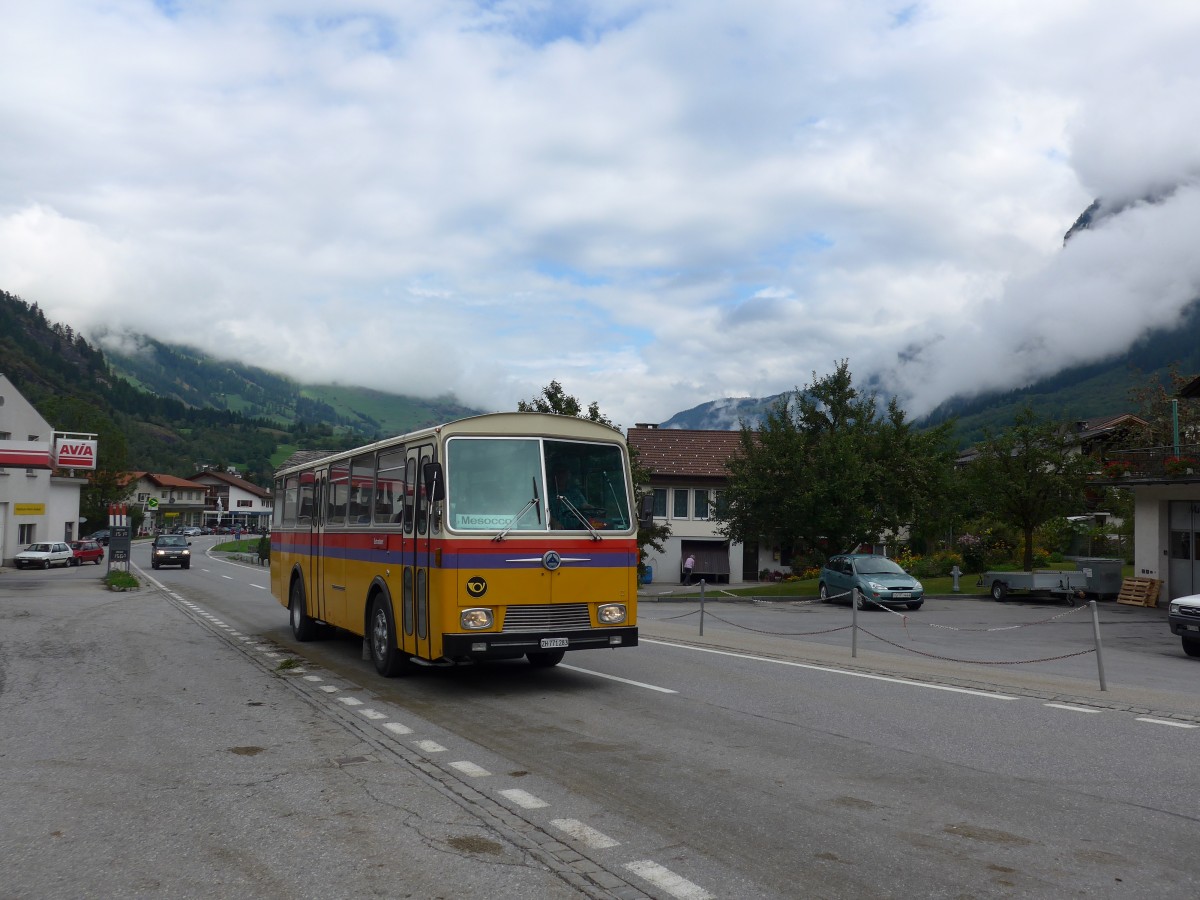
[{"x1": 3, "y1": 540, "x2": 1199, "y2": 899}]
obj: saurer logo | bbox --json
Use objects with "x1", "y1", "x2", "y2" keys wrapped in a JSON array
[{"x1": 57, "y1": 442, "x2": 95, "y2": 466}]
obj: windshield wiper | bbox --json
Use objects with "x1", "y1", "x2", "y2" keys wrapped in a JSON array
[
  {"x1": 556, "y1": 494, "x2": 602, "y2": 541},
  {"x1": 493, "y1": 477, "x2": 542, "y2": 542}
]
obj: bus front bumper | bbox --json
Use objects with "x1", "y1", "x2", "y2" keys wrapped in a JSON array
[{"x1": 442, "y1": 627, "x2": 638, "y2": 660}]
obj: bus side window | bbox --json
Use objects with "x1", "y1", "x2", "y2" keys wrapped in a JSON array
[
  {"x1": 404, "y1": 457, "x2": 417, "y2": 534},
  {"x1": 375, "y1": 447, "x2": 406, "y2": 526}
]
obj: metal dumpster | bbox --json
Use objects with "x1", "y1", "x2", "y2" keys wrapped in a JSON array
[{"x1": 1073, "y1": 557, "x2": 1125, "y2": 599}]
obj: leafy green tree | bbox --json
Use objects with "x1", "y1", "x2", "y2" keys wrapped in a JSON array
[
  {"x1": 517, "y1": 381, "x2": 670, "y2": 573},
  {"x1": 965, "y1": 406, "x2": 1093, "y2": 570},
  {"x1": 716, "y1": 360, "x2": 956, "y2": 561}
]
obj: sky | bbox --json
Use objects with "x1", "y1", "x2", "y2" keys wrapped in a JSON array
[{"x1": 4, "y1": 1, "x2": 1200, "y2": 431}]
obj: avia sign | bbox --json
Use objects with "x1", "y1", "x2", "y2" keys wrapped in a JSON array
[{"x1": 54, "y1": 438, "x2": 98, "y2": 469}]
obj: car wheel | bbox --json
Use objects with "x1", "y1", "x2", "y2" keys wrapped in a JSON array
[
  {"x1": 1184, "y1": 637, "x2": 1200, "y2": 658},
  {"x1": 71, "y1": 557, "x2": 79, "y2": 567},
  {"x1": 95, "y1": 557, "x2": 102, "y2": 565},
  {"x1": 527, "y1": 650, "x2": 566, "y2": 668},
  {"x1": 853, "y1": 587, "x2": 868, "y2": 610},
  {"x1": 991, "y1": 581, "x2": 1008, "y2": 602},
  {"x1": 819, "y1": 583, "x2": 830, "y2": 603},
  {"x1": 289, "y1": 580, "x2": 318, "y2": 642},
  {"x1": 907, "y1": 601, "x2": 922, "y2": 611},
  {"x1": 369, "y1": 596, "x2": 408, "y2": 677},
  {"x1": 152, "y1": 562, "x2": 159, "y2": 570},
  {"x1": 183, "y1": 562, "x2": 190, "y2": 569},
  {"x1": 43, "y1": 559, "x2": 51, "y2": 570}
]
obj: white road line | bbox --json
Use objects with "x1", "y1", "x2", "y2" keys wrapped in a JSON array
[
  {"x1": 640, "y1": 638, "x2": 1019, "y2": 700},
  {"x1": 413, "y1": 739, "x2": 446, "y2": 753},
  {"x1": 1045, "y1": 703, "x2": 1101, "y2": 713},
  {"x1": 625, "y1": 861, "x2": 713, "y2": 900},
  {"x1": 498, "y1": 788, "x2": 549, "y2": 809},
  {"x1": 251, "y1": 584, "x2": 267, "y2": 590},
  {"x1": 550, "y1": 819, "x2": 619, "y2": 849},
  {"x1": 221, "y1": 574, "x2": 233, "y2": 580},
  {"x1": 449, "y1": 761, "x2": 491, "y2": 778},
  {"x1": 303, "y1": 675, "x2": 323, "y2": 682},
  {"x1": 337, "y1": 696, "x2": 364, "y2": 707},
  {"x1": 559, "y1": 665, "x2": 678, "y2": 694},
  {"x1": 382, "y1": 722, "x2": 413, "y2": 736},
  {"x1": 319, "y1": 685, "x2": 339, "y2": 693},
  {"x1": 1136, "y1": 717, "x2": 1199, "y2": 729},
  {"x1": 359, "y1": 709, "x2": 388, "y2": 720}
]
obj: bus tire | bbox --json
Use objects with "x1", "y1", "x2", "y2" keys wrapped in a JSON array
[
  {"x1": 369, "y1": 597, "x2": 409, "y2": 677},
  {"x1": 289, "y1": 579, "x2": 318, "y2": 642},
  {"x1": 526, "y1": 650, "x2": 566, "y2": 668}
]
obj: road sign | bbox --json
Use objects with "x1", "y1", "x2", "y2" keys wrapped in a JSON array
[{"x1": 147, "y1": 498, "x2": 160, "y2": 510}]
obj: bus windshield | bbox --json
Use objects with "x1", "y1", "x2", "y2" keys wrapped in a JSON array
[{"x1": 447, "y1": 437, "x2": 631, "y2": 532}]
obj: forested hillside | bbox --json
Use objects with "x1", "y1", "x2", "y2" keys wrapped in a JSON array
[{"x1": 0, "y1": 290, "x2": 479, "y2": 486}]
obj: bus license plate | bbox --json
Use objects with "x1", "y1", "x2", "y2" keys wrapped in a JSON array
[
  {"x1": 892, "y1": 592, "x2": 911, "y2": 599},
  {"x1": 540, "y1": 637, "x2": 569, "y2": 649}
]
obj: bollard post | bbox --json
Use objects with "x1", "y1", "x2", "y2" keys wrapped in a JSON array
[
  {"x1": 951, "y1": 565, "x2": 961, "y2": 593},
  {"x1": 1090, "y1": 600, "x2": 1107, "y2": 691},
  {"x1": 699, "y1": 578, "x2": 706, "y2": 636},
  {"x1": 851, "y1": 587, "x2": 858, "y2": 658}
]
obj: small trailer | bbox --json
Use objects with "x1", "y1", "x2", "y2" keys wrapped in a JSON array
[{"x1": 980, "y1": 569, "x2": 1090, "y2": 604}]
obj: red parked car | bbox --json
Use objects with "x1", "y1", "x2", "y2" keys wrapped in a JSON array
[{"x1": 69, "y1": 539, "x2": 105, "y2": 566}]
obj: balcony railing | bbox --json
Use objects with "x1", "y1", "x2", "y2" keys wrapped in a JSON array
[{"x1": 1093, "y1": 444, "x2": 1200, "y2": 482}]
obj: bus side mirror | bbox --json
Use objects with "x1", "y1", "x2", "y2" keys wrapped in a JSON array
[
  {"x1": 638, "y1": 494, "x2": 654, "y2": 528},
  {"x1": 423, "y1": 462, "x2": 445, "y2": 502}
]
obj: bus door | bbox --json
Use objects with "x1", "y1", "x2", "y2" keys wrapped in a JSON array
[
  {"x1": 319, "y1": 461, "x2": 350, "y2": 628},
  {"x1": 408, "y1": 443, "x2": 435, "y2": 660}
]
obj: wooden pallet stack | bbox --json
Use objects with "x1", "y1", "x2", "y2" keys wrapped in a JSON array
[{"x1": 1116, "y1": 577, "x2": 1161, "y2": 608}]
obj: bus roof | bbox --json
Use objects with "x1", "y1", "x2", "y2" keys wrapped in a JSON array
[{"x1": 274, "y1": 411, "x2": 626, "y2": 478}]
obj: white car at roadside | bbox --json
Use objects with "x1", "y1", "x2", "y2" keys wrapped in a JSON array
[
  {"x1": 1168, "y1": 593, "x2": 1200, "y2": 658},
  {"x1": 14, "y1": 541, "x2": 75, "y2": 569}
]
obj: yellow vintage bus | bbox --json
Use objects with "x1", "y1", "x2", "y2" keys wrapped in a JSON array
[{"x1": 270, "y1": 412, "x2": 641, "y2": 676}]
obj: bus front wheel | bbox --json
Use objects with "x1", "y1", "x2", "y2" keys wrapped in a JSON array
[
  {"x1": 370, "y1": 597, "x2": 409, "y2": 677},
  {"x1": 527, "y1": 650, "x2": 566, "y2": 668},
  {"x1": 290, "y1": 580, "x2": 318, "y2": 642}
]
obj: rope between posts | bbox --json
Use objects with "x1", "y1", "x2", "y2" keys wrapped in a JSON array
[
  {"x1": 857, "y1": 627, "x2": 1098, "y2": 665},
  {"x1": 700, "y1": 614, "x2": 854, "y2": 643},
  {"x1": 923, "y1": 603, "x2": 1091, "y2": 632}
]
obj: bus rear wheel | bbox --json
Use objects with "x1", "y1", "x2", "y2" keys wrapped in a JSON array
[
  {"x1": 289, "y1": 579, "x2": 318, "y2": 642},
  {"x1": 370, "y1": 597, "x2": 410, "y2": 677},
  {"x1": 526, "y1": 650, "x2": 566, "y2": 668}
]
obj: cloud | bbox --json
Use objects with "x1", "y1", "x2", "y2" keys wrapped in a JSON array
[{"x1": 2, "y1": 1, "x2": 1199, "y2": 429}]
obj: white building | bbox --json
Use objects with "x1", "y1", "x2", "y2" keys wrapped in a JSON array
[
  {"x1": 188, "y1": 469, "x2": 273, "y2": 530},
  {"x1": 0, "y1": 374, "x2": 89, "y2": 564}
]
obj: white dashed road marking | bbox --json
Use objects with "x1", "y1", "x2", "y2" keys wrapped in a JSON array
[
  {"x1": 499, "y1": 788, "x2": 549, "y2": 809},
  {"x1": 625, "y1": 860, "x2": 714, "y2": 900},
  {"x1": 449, "y1": 761, "x2": 491, "y2": 778},
  {"x1": 551, "y1": 819, "x2": 619, "y2": 849},
  {"x1": 1045, "y1": 703, "x2": 1101, "y2": 713},
  {"x1": 559, "y1": 664, "x2": 678, "y2": 693},
  {"x1": 1136, "y1": 717, "x2": 1199, "y2": 729},
  {"x1": 413, "y1": 739, "x2": 446, "y2": 753}
]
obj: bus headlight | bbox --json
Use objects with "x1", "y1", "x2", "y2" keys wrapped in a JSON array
[
  {"x1": 597, "y1": 603, "x2": 626, "y2": 624},
  {"x1": 460, "y1": 608, "x2": 494, "y2": 630}
]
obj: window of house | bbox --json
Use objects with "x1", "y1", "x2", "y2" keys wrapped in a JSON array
[
  {"x1": 672, "y1": 489, "x2": 689, "y2": 518},
  {"x1": 19, "y1": 523, "x2": 35, "y2": 544},
  {"x1": 652, "y1": 488, "x2": 667, "y2": 517},
  {"x1": 694, "y1": 489, "x2": 710, "y2": 520}
]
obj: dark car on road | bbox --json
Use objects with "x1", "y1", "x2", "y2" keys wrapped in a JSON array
[
  {"x1": 70, "y1": 539, "x2": 105, "y2": 566},
  {"x1": 87, "y1": 529, "x2": 111, "y2": 545},
  {"x1": 819, "y1": 554, "x2": 924, "y2": 610},
  {"x1": 151, "y1": 534, "x2": 191, "y2": 569}
]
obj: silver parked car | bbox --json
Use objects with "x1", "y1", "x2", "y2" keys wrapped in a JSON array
[{"x1": 14, "y1": 541, "x2": 76, "y2": 569}]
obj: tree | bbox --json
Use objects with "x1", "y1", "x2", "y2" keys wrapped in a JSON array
[
  {"x1": 516, "y1": 381, "x2": 670, "y2": 573},
  {"x1": 966, "y1": 406, "x2": 1093, "y2": 571},
  {"x1": 518, "y1": 380, "x2": 614, "y2": 427},
  {"x1": 716, "y1": 360, "x2": 956, "y2": 562}
]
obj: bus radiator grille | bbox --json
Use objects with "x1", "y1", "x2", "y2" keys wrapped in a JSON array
[{"x1": 501, "y1": 604, "x2": 592, "y2": 632}]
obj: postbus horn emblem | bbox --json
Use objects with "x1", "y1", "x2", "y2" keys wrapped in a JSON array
[{"x1": 542, "y1": 550, "x2": 562, "y2": 571}]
